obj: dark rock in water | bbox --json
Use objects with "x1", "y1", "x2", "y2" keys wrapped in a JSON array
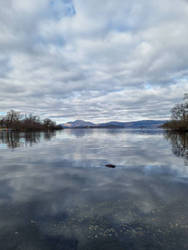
[{"x1": 105, "y1": 164, "x2": 116, "y2": 168}]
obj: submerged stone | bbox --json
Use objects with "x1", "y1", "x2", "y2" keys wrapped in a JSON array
[{"x1": 105, "y1": 164, "x2": 116, "y2": 168}]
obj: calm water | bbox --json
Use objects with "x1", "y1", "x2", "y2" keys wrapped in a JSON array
[{"x1": 0, "y1": 129, "x2": 188, "y2": 250}]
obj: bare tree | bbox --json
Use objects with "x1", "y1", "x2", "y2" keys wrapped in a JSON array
[
  {"x1": 0, "y1": 110, "x2": 62, "y2": 131},
  {"x1": 2, "y1": 110, "x2": 22, "y2": 128},
  {"x1": 171, "y1": 103, "x2": 187, "y2": 120},
  {"x1": 43, "y1": 118, "x2": 56, "y2": 129}
]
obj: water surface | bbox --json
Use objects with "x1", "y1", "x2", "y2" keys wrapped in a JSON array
[{"x1": 0, "y1": 129, "x2": 188, "y2": 250}]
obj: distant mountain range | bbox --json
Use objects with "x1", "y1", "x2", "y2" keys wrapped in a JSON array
[{"x1": 61, "y1": 120, "x2": 166, "y2": 129}]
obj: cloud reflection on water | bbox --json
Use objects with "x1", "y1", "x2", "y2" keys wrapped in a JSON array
[{"x1": 0, "y1": 129, "x2": 188, "y2": 249}]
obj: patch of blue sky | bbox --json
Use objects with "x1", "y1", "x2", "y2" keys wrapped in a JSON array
[
  {"x1": 50, "y1": 0, "x2": 76, "y2": 20},
  {"x1": 144, "y1": 83, "x2": 152, "y2": 90},
  {"x1": 37, "y1": 35, "x2": 66, "y2": 47},
  {"x1": 107, "y1": 22, "x2": 138, "y2": 33}
]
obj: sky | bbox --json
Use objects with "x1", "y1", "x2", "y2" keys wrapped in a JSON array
[{"x1": 1, "y1": 0, "x2": 188, "y2": 123}]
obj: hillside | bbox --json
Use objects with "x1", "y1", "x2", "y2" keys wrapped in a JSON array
[{"x1": 61, "y1": 120, "x2": 166, "y2": 129}]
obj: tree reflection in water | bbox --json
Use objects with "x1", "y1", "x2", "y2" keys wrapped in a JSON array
[
  {"x1": 0, "y1": 131, "x2": 56, "y2": 149},
  {"x1": 165, "y1": 131, "x2": 188, "y2": 165}
]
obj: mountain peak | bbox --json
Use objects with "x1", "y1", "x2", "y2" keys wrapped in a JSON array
[{"x1": 62, "y1": 120, "x2": 95, "y2": 128}]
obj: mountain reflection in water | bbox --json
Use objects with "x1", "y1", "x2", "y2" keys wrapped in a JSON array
[{"x1": 0, "y1": 129, "x2": 188, "y2": 250}]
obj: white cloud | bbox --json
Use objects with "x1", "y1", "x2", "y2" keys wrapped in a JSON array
[{"x1": 0, "y1": 0, "x2": 188, "y2": 122}]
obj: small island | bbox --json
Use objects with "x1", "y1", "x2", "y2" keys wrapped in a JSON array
[
  {"x1": 0, "y1": 110, "x2": 62, "y2": 132},
  {"x1": 162, "y1": 94, "x2": 188, "y2": 132}
]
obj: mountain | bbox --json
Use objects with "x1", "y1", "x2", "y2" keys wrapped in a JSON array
[
  {"x1": 62, "y1": 120, "x2": 95, "y2": 128},
  {"x1": 61, "y1": 120, "x2": 166, "y2": 129}
]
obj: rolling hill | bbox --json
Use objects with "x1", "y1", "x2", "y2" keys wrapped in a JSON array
[{"x1": 61, "y1": 120, "x2": 166, "y2": 129}]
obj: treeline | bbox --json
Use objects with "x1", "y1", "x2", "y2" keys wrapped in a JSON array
[
  {"x1": 162, "y1": 97, "x2": 188, "y2": 132},
  {"x1": 0, "y1": 110, "x2": 62, "y2": 132},
  {"x1": 162, "y1": 120, "x2": 188, "y2": 132}
]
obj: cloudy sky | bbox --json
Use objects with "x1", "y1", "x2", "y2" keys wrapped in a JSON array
[{"x1": 1, "y1": 0, "x2": 188, "y2": 123}]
